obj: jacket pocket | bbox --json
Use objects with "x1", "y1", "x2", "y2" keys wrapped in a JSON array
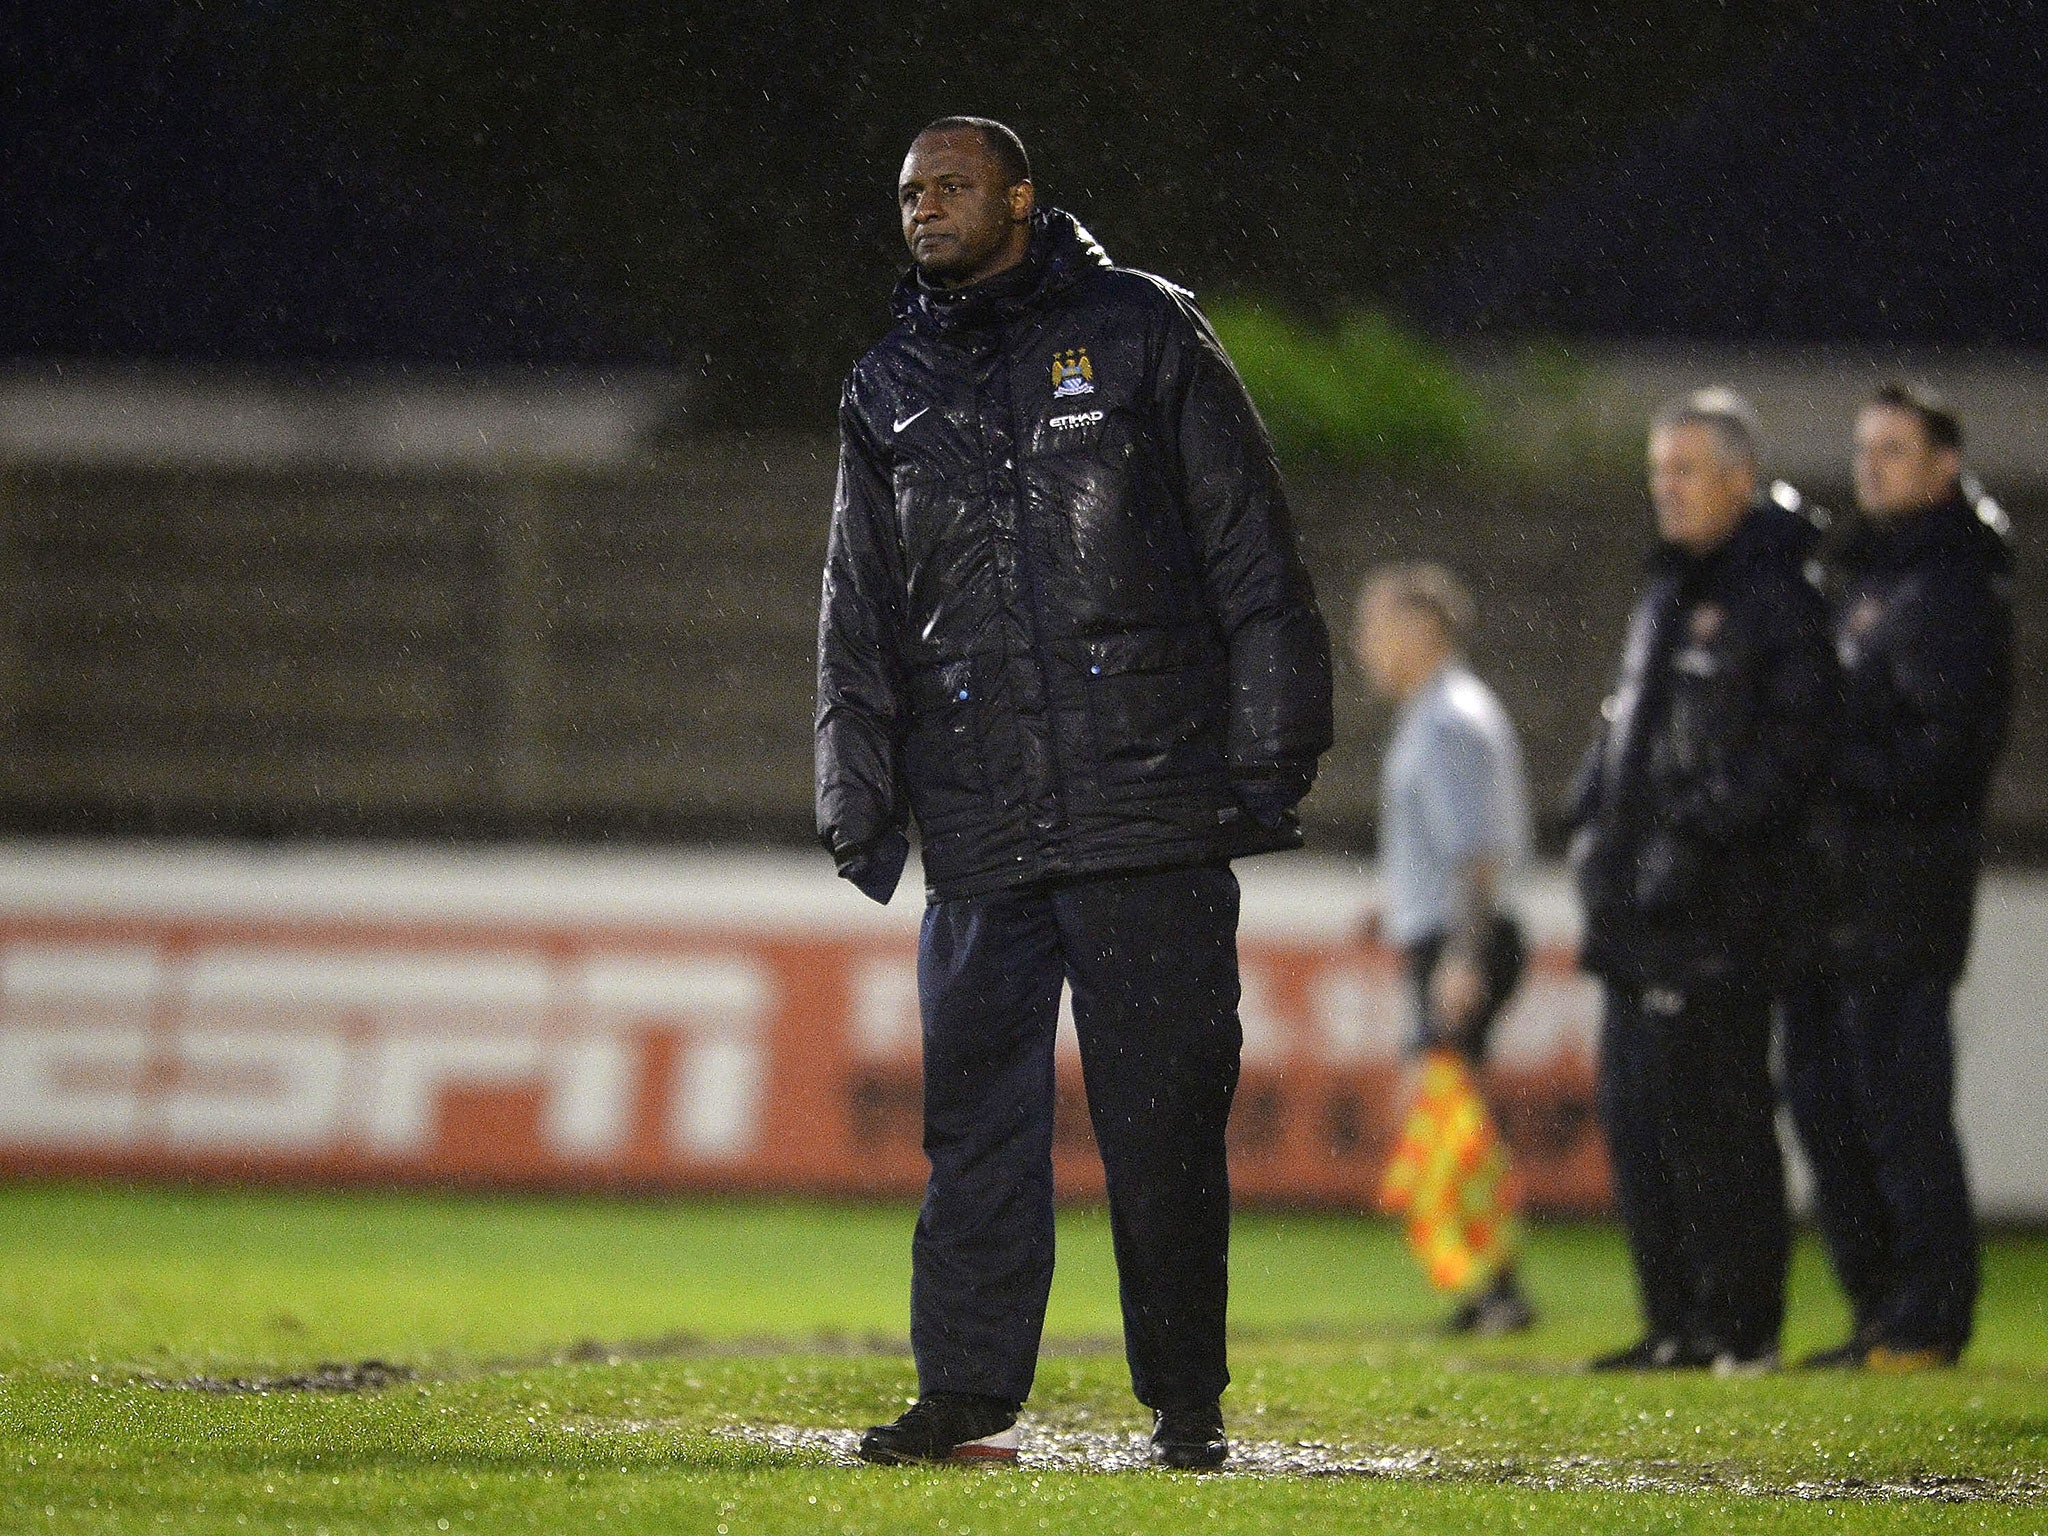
[
  {"x1": 903, "y1": 658, "x2": 988, "y2": 831},
  {"x1": 1081, "y1": 628, "x2": 1225, "y2": 791}
]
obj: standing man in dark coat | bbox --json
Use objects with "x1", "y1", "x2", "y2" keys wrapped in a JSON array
[
  {"x1": 1569, "y1": 389, "x2": 1838, "y2": 1373},
  {"x1": 1785, "y1": 384, "x2": 2015, "y2": 1371},
  {"x1": 815, "y1": 117, "x2": 1332, "y2": 1467}
]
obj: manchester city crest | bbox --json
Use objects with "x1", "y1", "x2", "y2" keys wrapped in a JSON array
[{"x1": 1051, "y1": 347, "x2": 1095, "y2": 398}]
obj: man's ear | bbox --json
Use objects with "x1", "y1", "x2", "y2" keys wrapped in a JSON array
[{"x1": 1010, "y1": 179, "x2": 1036, "y2": 221}]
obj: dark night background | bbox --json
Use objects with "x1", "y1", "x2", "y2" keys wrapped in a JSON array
[
  {"x1": 7, "y1": 1, "x2": 2046, "y2": 416},
  {"x1": 1, "y1": 1, "x2": 2042, "y2": 847}
]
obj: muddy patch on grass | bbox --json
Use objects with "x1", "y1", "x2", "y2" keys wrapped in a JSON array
[
  {"x1": 136, "y1": 1330, "x2": 1118, "y2": 1394},
  {"x1": 542, "y1": 1331, "x2": 910, "y2": 1366},
  {"x1": 152, "y1": 1360, "x2": 414, "y2": 1394},
  {"x1": 535, "y1": 1331, "x2": 1119, "y2": 1367},
  {"x1": 716, "y1": 1423, "x2": 2046, "y2": 1504},
  {"x1": 135, "y1": 1328, "x2": 1125, "y2": 1392}
]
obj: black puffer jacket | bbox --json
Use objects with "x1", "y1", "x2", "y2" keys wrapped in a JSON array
[
  {"x1": 1569, "y1": 501, "x2": 1840, "y2": 986},
  {"x1": 1818, "y1": 487, "x2": 2015, "y2": 979},
  {"x1": 816, "y1": 209, "x2": 1333, "y2": 902}
]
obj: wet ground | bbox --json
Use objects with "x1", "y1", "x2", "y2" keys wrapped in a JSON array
[
  {"x1": 134, "y1": 1339, "x2": 2044, "y2": 1506},
  {"x1": 719, "y1": 1422, "x2": 2046, "y2": 1505}
]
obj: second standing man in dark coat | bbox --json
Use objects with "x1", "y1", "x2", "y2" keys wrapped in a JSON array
[{"x1": 1785, "y1": 384, "x2": 2015, "y2": 1370}]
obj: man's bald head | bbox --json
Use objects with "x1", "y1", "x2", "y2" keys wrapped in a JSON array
[
  {"x1": 917, "y1": 116, "x2": 1031, "y2": 186},
  {"x1": 898, "y1": 118, "x2": 1036, "y2": 288}
]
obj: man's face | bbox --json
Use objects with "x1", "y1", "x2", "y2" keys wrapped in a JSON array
[
  {"x1": 1647, "y1": 423, "x2": 1754, "y2": 555},
  {"x1": 1853, "y1": 404, "x2": 1960, "y2": 522},
  {"x1": 898, "y1": 129, "x2": 1032, "y2": 288}
]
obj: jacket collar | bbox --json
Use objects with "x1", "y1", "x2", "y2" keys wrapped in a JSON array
[
  {"x1": 1844, "y1": 486, "x2": 2015, "y2": 577},
  {"x1": 1651, "y1": 495, "x2": 1813, "y2": 580},
  {"x1": 890, "y1": 207, "x2": 1112, "y2": 334}
]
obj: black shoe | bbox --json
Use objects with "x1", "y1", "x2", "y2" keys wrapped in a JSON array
[
  {"x1": 857, "y1": 1393, "x2": 1020, "y2": 1465},
  {"x1": 1151, "y1": 1402, "x2": 1228, "y2": 1470},
  {"x1": 1797, "y1": 1319, "x2": 1885, "y2": 1371},
  {"x1": 1589, "y1": 1334, "x2": 1711, "y2": 1372},
  {"x1": 1797, "y1": 1337, "x2": 1874, "y2": 1370},
  {"x1": 1444, "y1": 1270, "x2": 1537, "y2": 1337}
]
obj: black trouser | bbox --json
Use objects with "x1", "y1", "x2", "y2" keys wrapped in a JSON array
[
  {"x1": 1404, "y1": 914, "x2": 1527, "y2": 1062},
  {"x1": 911, "y1": 862, "x2": 1242, "y2": 1409},
  {"x1": 1781, "y1": 973, "x2": 1978, "y2": 1352},
  {"x1": 1596, "y1": 979, "x2": 1788, "y2": 1355}
]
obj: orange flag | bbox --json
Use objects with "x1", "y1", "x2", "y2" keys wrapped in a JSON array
[{"x1": 1378, "y1": 1047, "x2": 1522, "y2": 1293}]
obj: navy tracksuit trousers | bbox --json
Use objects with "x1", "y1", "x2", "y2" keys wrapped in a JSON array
[
  {"x1": 1782, "y1": 974, "x2": 1978, "y2": 1353},
  {"x1": 911, "y1": 862, "x2": 1242, "y2": 1410},
  {"x1": 1596, "y1": 980, "x2": 1788, "y2": 1356}
]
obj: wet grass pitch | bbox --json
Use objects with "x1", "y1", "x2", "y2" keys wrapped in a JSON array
[{"x1": 3, "y1": 1183, "x2": 2043, "y2": 1532}]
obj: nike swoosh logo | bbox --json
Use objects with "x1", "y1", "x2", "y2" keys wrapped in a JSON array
[{"x1": 893, "y1": 406, "x2": 930, "y2": 433}]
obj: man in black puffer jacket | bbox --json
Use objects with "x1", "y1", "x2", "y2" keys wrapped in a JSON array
[
  {"x1": 1785, "y1": 384, "x2": 2015, "y2": 1371},
  {"x1": 1568, "y1": 389, "x2": 1839, "y2": 1374},
  {"x1": 816, "y1": 118, "x2": 1331, "y2": 1469}
]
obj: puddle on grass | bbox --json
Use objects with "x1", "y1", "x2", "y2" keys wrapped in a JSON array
[
  {"x1": 716, "y1": 1423, "x2": 2045, "y2": 1504},
  {"x1": 724, "y1": 1421, "x2": 1436, "y2": 1478}
]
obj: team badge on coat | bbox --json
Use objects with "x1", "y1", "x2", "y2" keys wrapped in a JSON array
[{"x1": 1051, "y1": 348, "x2": 1095, "y2": 398}]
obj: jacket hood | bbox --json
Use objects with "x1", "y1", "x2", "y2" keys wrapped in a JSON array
[
  {"x1": 1844, "y1": 486, "x2": 2015, "y2": 579},
  {"x1": 890, "y1": 207, "x2": 1112, "y2": 332}
]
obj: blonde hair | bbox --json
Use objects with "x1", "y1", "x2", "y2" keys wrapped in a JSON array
[{"x1": 1360, "y1": 561, "x2": 1477, "y2": 647}]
